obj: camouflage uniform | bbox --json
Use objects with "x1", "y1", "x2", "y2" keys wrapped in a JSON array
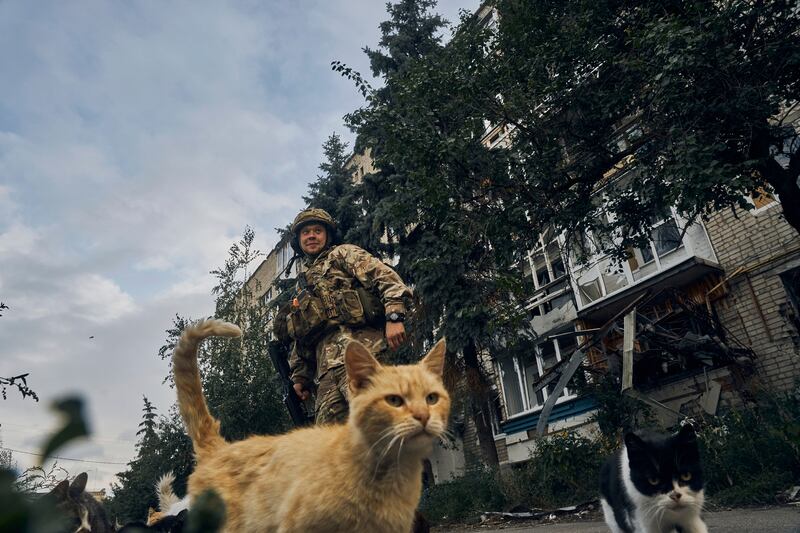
[{"x1": 288, "y1": 242, "x2": 411, "y2": 424}]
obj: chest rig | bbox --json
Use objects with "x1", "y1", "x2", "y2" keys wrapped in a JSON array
[{"x1": 286, "y1": 248, "x2": 384, "y2": 344}]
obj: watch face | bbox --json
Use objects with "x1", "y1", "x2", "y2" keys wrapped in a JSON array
[{"x1": 390, "y1": 313, "x2": 399, "y2": 321}]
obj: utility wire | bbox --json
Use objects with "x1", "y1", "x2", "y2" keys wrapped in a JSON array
[{"x1": 0, "y1": 446, "x2": 128, "y2": 465}]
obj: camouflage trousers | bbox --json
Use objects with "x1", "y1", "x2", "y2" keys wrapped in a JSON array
[{"x1": 314, "y1": 326, "x2": 388, "y2": 424}]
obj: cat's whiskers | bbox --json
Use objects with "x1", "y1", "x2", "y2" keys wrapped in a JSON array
[
  {"x1": 372, "y1": 433, "x2": 404, "y2": 482},
  {"x1": 365, "y1": 427, "x2": 398, "y2": 458},
  {"x1": 395, "y1": 437, "x2": 406, "y2": 471},
  {"x1": 438, "y1": 427, "x2": 455, "y2": 440}
]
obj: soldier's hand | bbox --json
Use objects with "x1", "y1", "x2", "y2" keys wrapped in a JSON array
[
  {"x1": 385, "y1": 321, "x2": 407, "y2": 351},
  {"x1": 293, "y1": 382, "x2": 310, "y2": 401}
]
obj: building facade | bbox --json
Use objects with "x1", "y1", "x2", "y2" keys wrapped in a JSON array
[{"x1": 487, "y1": 183, "x2": 800, "y2": 467}]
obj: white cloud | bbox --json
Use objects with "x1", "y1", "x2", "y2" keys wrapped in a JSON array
[
  {"x1": 0, "y1": 222, "x2": 41, "y2": 256},
  {"x1": 67, "y1": 274, "x2": 138, "y2": 324},
  {"x1": 0, "y1": 0, "x2": 482, "y2": 492}
]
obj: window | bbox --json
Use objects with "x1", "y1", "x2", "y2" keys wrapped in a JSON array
[
  {"x1": 498, "y1": 357, "x2": 525, "y2": 416},
  {"x1": 526, "y1": 231, "x2": 570, "y2": 315},
  {"x1": 496, "y1": 332, "x2": 579, "y2": 420},
  {"x1": 632, "y1": 213, "x2": 683, "y2": 266},
  {"x1": 260, "y1": 288, "x2": 273, "y2": 307}
]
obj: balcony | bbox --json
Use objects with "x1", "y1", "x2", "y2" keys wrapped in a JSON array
[
  {"x1": 525, "y1": 276, "x2": 577, "y2": 336},
  {"x1": 570, "y1": 211, "x2": 721, "y2": 323}
]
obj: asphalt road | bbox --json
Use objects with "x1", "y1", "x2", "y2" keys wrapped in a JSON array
[{"x1": 436, "y1": 506, "x2": 800, "y2": 532}]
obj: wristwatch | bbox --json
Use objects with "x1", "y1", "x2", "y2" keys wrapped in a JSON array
[{"x1": 386, "y1": 312, "x2": 406, "y2": 323}]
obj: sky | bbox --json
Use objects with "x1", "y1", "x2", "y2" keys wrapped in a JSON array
[{"x1": 0, "y1": 0, "x2": 479, "y2": 492}]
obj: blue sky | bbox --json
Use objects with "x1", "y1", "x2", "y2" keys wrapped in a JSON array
[{"x1": 0, "y1": 0, "x2": 478, "y2": 491}]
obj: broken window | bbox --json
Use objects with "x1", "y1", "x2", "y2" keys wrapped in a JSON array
[
  {"x1": 631, "y1": 212, "x2": 683, "y2": 267},
  {"x1": 498, "y1": 357, "x2": 525, "y2": 417},
  {"x1": 525, "y1": 230, "x2": 571, "y2": 315},
  {"x1": 496, "y1": 331, "x2": 580, "y2": 421}
]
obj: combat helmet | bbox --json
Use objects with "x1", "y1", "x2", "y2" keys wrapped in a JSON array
[{"x1": 290, "y1": 207, "x2": 338, "y2": 255}]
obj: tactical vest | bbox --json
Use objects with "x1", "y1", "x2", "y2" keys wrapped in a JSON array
[{"x1": 286, "y1": 250, "x2": 384, "y2": 344}]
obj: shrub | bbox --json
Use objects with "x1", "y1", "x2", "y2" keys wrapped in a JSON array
[
  {"x1": 421, "y1": 386, "x2": 800, "y2": 524},
  {"x1": 698, "y1": 386, "x2": 800, "y2": 506},
  {"x1": 502, "y1": 430, "x2": 605, "y2": 509},
  {"x1": 419, "y1": 468, "x2": 505, "y2": 524}
]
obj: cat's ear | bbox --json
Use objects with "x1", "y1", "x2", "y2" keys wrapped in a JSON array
[
  {"x1": 676, "y1": 423, "x2": 697, "y2": 443},
  {"x1": 68, "y1": 472, "x2": 88, "y2": 499},
  {"x1": 421, "y1": 338, "x2": 446, "y2": 376},
  {"x1": 50, "y1": 479, "x2": 70, "y2": 502},
  {"x1": 624, "y1": 432, "x2": 646, "y2": 453},
  {"x1": 346, "y1": 340, "x2": 381, "y2": 393}
]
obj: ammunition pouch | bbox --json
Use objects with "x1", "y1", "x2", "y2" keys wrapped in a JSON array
[
  {"x1": 286, "y1": 293, "x2": 328, "y2": 344},
  {"x1": 287, "y1": 287, "x2": 385, "y2": 343},
  {"x1": 356, "y1": 287, "x2": 385, "y2": 326}
]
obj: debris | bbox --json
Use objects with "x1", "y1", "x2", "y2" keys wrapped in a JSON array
[
  {"x1": 479, "y1": 500, "x2": 597, "y2": 523},
  {"x1": 783, "y1": 485, "x2": 800, "y2": 501}
]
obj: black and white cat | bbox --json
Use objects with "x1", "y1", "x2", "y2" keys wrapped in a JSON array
[{"x1": 600, "y1": 424, "x2": 707, "y2": 533}]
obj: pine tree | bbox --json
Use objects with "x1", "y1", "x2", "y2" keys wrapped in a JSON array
[
  {"x1": 338, "y1": 0, "x2": 509, "y2": 467},
  {"x1": 304, "y1": 133, "x2": 360, "y2": 244}
]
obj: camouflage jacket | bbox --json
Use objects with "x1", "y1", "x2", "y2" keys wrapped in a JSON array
[{"x1": 288, "y1": 244, "x2": 411, "y2": 385}]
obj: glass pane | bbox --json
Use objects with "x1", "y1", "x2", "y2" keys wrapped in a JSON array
[
  {"x1": 601, "y1": 259, "x2": 628, "y2": 294},
  {"x1": 533, "y1": 251, "x2": 550, "y2": 286},
  {"x1": 499, "y1": 358, "x2": 525, "y2": 416},
  {"x1": 638, "y1": 242, "x2": 654, "y2": 264},
  {"x1": 547, "y1": 241, "x2": 566, "y2": 279},
  {"x1": 652, "y1": 219, "x2": 682, "y2": 257},
  {"x1": 538, "y1": 341, "x2": 559, "y2": 397},
  {"x1": 570, "y1": 231, "x2": 593, "y2": 264},
  {"x1": 522, "y1": 352, "x2": 544, "y2": 408},
  {"x1": 577, "y1": 269, "x2": 603, "y2": 304}
]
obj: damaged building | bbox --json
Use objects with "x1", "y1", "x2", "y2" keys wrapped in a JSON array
[{"x1": 487, "y1": 175, "x2": 800, "y2": 466}]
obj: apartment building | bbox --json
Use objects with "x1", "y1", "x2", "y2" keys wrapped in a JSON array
[{"x1": 485, "y1": 151, "x2": 800, "y2": 469}]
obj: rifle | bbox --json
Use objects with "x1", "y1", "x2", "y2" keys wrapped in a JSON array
[{"x1": 268, "y1": 340, "x2": 312, "y2": 427}]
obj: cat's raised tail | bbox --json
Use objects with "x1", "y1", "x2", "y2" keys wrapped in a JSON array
[
  {"x1": 156, "y1": 471, "x2": 180, "y2": 511},
  {"x1": 173, "y1": 319, "x2": 242, "y2": 455}
]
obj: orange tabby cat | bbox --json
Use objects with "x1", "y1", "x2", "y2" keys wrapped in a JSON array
[{"x1": 173, "y1": 319, "x2": 450, "y2": 532}]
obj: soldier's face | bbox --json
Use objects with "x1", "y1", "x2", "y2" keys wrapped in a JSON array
[{"x1": 299, "y1": 223, "x2": 327, "y2": 255}]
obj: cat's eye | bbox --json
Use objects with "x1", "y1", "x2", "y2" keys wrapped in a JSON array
[
  {"x1": 648, "y1": 477, "x2": 659, "y2": 486},
  {"x1": 680, "y1": 472, "x2": 692, "y2": 481},
  {"x1": 426, "y1": 393, "x2": 439, "y2": 405},
  {"x1": 385, "y1": 395, "x2": 404, "y2": 407}
]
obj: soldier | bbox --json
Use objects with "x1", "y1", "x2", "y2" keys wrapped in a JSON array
[{"x1": 286, "y1": 208, "x2": 412, "y2": 424}]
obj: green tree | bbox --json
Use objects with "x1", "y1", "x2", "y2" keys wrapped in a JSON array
[
  {"x1": 475, "y1": 0, "x2": 800, "y2": 252},
  {"x1": 364, "y1": 0, "x2": 446, "y2": 79},
  {"x1": 107, "y1": 397, "x2": 167, "y2": 522},
  {"x1": 304, "y1": 133, "x2": 360, "y2": 243},
  {"x1": 136, "y1": 396, "x2": 159, "y2": 451},
  {"x1": 338, "y1": 0, "x2": 525, "y2": 467},
  {"x1": 108, "y1": 228, "x2": 287, "y2": 522},
  {"x1": 337, "y1": 0, "x2": 800, "y2": 464}
]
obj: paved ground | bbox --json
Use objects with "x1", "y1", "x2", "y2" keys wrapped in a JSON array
[{"x1": 435, "y1": 505, "x2": 800, "y2": 532}]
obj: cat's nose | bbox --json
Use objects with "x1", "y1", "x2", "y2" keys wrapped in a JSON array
[
  {"x1": 669, "y1": 492, "x2": 681, "y2": 501},
  {"x1": 412, "y1": 409, "x2": 429, "y2": 427}
]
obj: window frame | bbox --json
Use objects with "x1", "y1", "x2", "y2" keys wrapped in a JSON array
[{"x1": 495, "y1": 333, "x2": 579, "y2": 421}]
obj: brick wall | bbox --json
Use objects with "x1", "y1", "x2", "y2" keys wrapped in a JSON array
[{"x1": 705, "y1": 201, "x2": 800, "y2": 393}]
